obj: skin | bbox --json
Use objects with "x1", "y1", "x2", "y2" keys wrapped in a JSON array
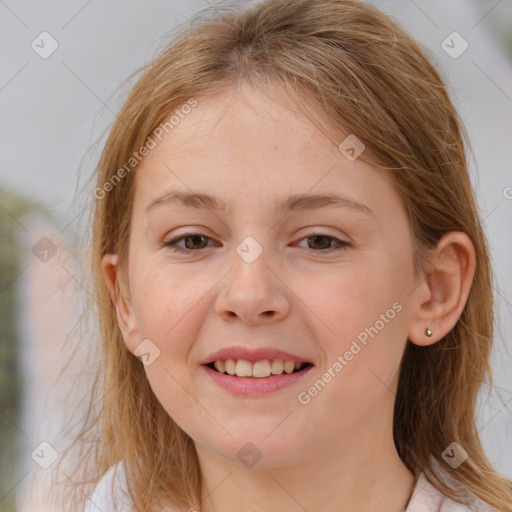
[{"x1": 102, "y1": 82, "x2": 476, "y2": 512}]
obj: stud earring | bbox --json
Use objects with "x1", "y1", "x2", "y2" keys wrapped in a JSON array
[{"x1": 424, "y1": 327, "x2": 433, "y2": 337}]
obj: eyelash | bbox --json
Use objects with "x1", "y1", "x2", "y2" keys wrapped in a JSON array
[{"x1": 163, "y1": 233, "x2": 351, "y2": 254}]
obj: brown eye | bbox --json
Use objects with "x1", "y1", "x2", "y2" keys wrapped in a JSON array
[
  {"x1": 182, "y1": 235, "x2": 209, "y2": 250},
  {"x1": 307, "y1": 235, "x2": 333, "y2": 250},
  {"x1": 164, "y1": 234, "x2": 213, "y2": 253},
  {"x1": 163, "y1": 232, "x2": 350, "y2": 254},
  {"x1": 297, "y1": 234, "x2": 350, "y2": 252}
]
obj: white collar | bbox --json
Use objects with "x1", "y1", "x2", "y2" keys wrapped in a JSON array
[
  {"x1": 85, "y1": 462, "x2": 482, "y2": 512},
  {"x1": 406, "y1": 472, "x2": 477, "y2": 512}
]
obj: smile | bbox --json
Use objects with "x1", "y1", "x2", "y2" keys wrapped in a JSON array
[
  {"x1": 207, "y1": 358, "x2": 312, "y2": 377},
  {"x1": 202, "y1": 359, "x2": 314, "y2": 396}
]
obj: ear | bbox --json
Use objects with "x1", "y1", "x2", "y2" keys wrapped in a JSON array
[
  {"x1": 101, "y1": 253, "x2": 139, "y2": 353},
  {"x1": 408, "y1": 232, "x2": 476, "y2": 346}
]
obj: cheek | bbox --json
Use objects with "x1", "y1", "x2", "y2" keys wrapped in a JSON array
[
  {"x1": 302, "y1": 261, "x2": 402, "y2": 344},
  {"x1": 142, "y1": 361, "x2": 206, "y2": 442},
  {"x1": 131, "y1": 267, "x2": 208, "y2": 424},
  {"x1": 131, "y1": 261, "x2": 210, "y2": 345},
  {"x1": 302, "y1": 255, "x2": 409, "y2": 399}
]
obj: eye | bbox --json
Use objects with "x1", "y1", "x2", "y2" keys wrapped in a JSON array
[
  {"x1": 296, "y1": 234, "x2": 351, "y2": 252},
  {"x1": 163, "y1": 233, "x2": 215, "y2": 253},
  {"x1": 163, "y1": 232, "x2": 350, "y2": 253}
]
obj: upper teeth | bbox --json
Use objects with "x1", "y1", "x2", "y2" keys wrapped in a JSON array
[{"x1": 213, "y1": 359, "x2": 304, "y2": 378}]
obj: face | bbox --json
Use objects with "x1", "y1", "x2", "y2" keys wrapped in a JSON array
[{"x1": 106, "y1": 83, "x2": 425, "y2": 469}]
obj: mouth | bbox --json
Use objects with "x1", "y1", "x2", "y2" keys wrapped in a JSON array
[
  {"x1": 201, "y1": 358, "x2": 315, "y2": 396},
  {"x1": 203, "y1": 359, "x2": 314, "y2": 378}
]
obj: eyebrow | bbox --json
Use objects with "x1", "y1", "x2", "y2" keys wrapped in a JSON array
[{"x1": 145, "y1": 189, "x2": 374, "y2": 216}]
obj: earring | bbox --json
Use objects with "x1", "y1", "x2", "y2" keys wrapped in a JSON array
[{"x1": 424, "y1": 327, "x2": 433, "y2": 337}]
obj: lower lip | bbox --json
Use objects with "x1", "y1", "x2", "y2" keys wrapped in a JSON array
[{"x1": 201, "y1": 364, "x2": 314, "y2": 396}]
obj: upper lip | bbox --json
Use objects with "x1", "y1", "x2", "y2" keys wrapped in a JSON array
[{"x1": 201, "y1": 346, "x2": 314, "y2": 365}]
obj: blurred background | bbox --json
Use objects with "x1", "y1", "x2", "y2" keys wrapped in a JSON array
[{"x1": 0, "y1": 0, "x2": 511, "y2": 510}]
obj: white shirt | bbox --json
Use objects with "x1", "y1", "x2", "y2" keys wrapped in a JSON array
[{"x1": 84, "y1": 461, "x2": 484, "y2": 512}]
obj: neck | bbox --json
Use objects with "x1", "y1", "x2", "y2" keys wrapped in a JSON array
[{"x1": 193, "y1": 414, "x2": 415, "y2": 512}]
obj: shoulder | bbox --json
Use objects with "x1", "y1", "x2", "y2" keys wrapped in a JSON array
[
  {"x1": 84, "y1": 461, "x2": 134, "y2": 512},
  {"x1": 407, "y1": 473, "x2": 492, "y2": 512}
]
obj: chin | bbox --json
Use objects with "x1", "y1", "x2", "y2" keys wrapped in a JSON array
[{"x1": 200, "y1": 429, "x2": 309, "y2": 469}]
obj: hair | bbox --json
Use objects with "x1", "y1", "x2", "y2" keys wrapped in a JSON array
[{"x1": 61, "y1": 0, "x2": 512, "y2": 510}]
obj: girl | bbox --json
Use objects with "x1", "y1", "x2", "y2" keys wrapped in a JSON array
[{"x1": 67, "y1": 0, "x2": 512, "y2": 510}]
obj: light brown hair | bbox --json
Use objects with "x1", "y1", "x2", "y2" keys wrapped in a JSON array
[{"x1": 64, "y1": 0, "x2": 512, "y2": 510}]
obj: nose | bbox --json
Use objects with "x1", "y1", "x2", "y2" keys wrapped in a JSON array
[{"x1": 214, "y1": 246, "x2": 291, "y2": 325}]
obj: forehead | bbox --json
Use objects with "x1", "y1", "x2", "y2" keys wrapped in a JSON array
[{"x1": 132, "y1": 84, "x2": 399, "y2": 218}]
